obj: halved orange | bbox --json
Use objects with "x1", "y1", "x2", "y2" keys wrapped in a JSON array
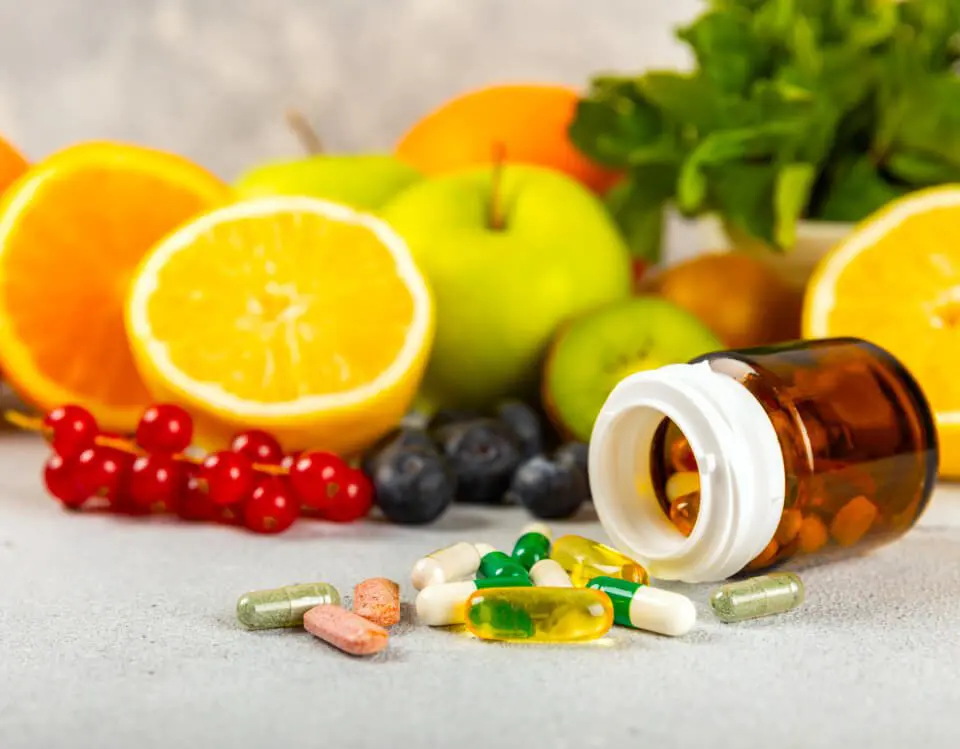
[
  {"x1": 126, "y1": 196, "x2": 434, "y2": 455},
  {"x1": 0, "y1": 134, "x2": 28, "y2": 195},
  {"x1": 0, "y1": 142, "x2": 230, "y2": 431},
  {"x1": 803, "y1": 186, "x2": 960, "y2": 476}
]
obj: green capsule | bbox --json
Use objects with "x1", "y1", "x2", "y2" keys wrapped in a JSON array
[
  {"x1": 511, "y1": 522, "x2": 552, "y2": 571},
  {"x1": 475, "y1": 576, "x2": 533, "y2": 589},
  {"x1": 475, "y1": 544, "x2": 531, "y2": 582},
  {"x1": 710, "y1": 572, "x2": 804, "y2": 623},
  {"x1": 236, "y1": 582, "x2": 340, "y2": 630},
  {"x1": 585, "y1": 576, "x2": 636, "y2": 626},
  {"x1": 586, "y1": 577, "x2": 697, "y2": 636}
]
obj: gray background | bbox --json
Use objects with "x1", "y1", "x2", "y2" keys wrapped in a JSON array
[{"x1": 0, "y1": 0, "x2": 699, "y2": 178}]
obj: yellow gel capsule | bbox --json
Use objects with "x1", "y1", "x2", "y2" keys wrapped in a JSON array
[
  {"x1": 551, "y1": 534, "x2": 649, "y2": 587},
  {"x1": 464, "y1": 587, "x2": 613, "y2": 643}
]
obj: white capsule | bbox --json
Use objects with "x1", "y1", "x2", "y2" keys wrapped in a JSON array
[
  {"x1": 629, "y1": 587, "x2": 696, "y2": 637},
  {"x1": 529, "y1": 558, "x2": 573, "y2": 588},
  {"x1": 665, "y1": 471, "x2": 700, "y2": 502},
  {"x1": 473, "y1": 542, "x2": 496, "y2": 558},
  {"x1": 411, "y1": 542, "x2": 481, "y2": 590},
  {"x1": 415, "y1": 580, "x2": 477, "y2": 626},
  {"x1": 520, "y1": 522, "x2": 552, "y2": 540}
]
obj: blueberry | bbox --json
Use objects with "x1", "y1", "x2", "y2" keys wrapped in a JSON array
[
  {"x1": 435, "y1": 418, "x2": 522, "y2": 504},
  {"x1": 427, "y1": 408, "x2": 482, "y2": 434},
  {"x1": 361, "y1": 427, "x2": 435, "y2": 476},
  {"x1": 506, "y1": 455, "x2": 589, "y2": 520},
  {"x1": 495, "y1": 400, "x2": 544, "y2": 460},
  {"x1": 554, "y1": 441, "x2": 589, "y2": 484},
  {"x1": 370, "y1": 443, "x2": 456, "y2": 525}
]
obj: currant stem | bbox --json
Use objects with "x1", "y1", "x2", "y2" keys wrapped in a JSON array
[{"x1": 3, "y1": 409, "x2": 289, "y2": 476}]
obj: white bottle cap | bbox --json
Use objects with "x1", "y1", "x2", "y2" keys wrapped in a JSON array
[{"x1": 589, "y1": 361, "x2": 785, "y2": 582}]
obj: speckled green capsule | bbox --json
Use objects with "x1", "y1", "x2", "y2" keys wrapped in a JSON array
[
  {"x1": 475, "y1": 544, "x2": 531, "y2": 582},
  {"x1": 710, "y1": 572, "x2": 804, "y2": 623},
  {"x1": 511, "y1": 523, "x2": 552, "y2": 571},
  {"x1": 236, "y1": 582, "x2": 340, "y2": 630}
]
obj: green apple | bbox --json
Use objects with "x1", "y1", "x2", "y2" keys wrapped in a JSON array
[
  {"x1": 380, "y1": 164, "x2": 632, "y2": 411},
  {"x1": 234, "y1": 154, "x2": 422, "y2": 211}
]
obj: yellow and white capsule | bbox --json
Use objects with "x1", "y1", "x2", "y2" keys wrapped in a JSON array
[{"x1": 411, "y1": 542, "x2": 481, "y2": 590}]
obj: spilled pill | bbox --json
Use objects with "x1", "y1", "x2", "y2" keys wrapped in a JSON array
[
  {"x1": 236, "y1": 582, "x2": 340, "y2": 630},
  {"x1": 304, "y1": 604, "x2": 389, "y2": 656},
  {"x1": 354, "y1": 577, "x2": 401, "y2": 628}
]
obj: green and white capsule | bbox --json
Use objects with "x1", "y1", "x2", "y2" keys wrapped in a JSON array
[
  {"x1": 411, "y1": 542, "x2": 482, "y2": 590},
  {"x1": 236, "y1": 582, "x2": 340, "y2": 630},
  {"x1": 710, "y1": 572, "x2": 804, "y2": 623},
  {"x1": 416, "y1": 577, "x2": 532, "y2": 626},
  {"x1": 511, "y1": 523, "x2": 552, "y2": 570},
  {"x1": 586, "y1": 577, "x2": 695, "y2": 637},
  {"x1": 529, "y1": 558, "x2": 573, "y2": 588},
  {"x1": 475, "y1": 543, "x2": 531, "y2": 583}
]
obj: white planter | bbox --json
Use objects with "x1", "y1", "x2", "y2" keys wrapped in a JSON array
[{"x1": 698, "y1": 216, "x2": 853, "y2": 290}]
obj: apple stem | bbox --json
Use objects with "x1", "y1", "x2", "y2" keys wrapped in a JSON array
[
  {"x1": 489, "y1": 142, "x2": 507, "y2": 231},
  {"x1": 285, "y1": 109, "x2": 324, "y2": 154}
]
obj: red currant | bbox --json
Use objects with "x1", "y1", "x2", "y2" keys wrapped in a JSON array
[
  {"x1": 43, "y1": 454, "x2": 87, "y2": 509},
  {"x1": 76, "y1": 446, "x2": 128, "y2": 502},
  {"x1": 43, "y1": 405, "x2": 98, "y2": 459},
  {"x1": 244, "y1": 477, "x2": 300, "y2": 534},
  {"x1": 177, "y1": 473, "x2": 218, "y2": 522},
  {"x1": 280, "y1": 450, "x2": 301, "y2": 472},
  {"x1": 323, "y1": 468, "x2": 374, "y2": 523},
  {"x1": 201, "y1": 451, "x2": 254, "y2": 506},
  {"x1": 136, "y1": 404, "x2": 193, "y2": 453},
  {"x1": 289, "y1": 451, "x2": 347, "y2": 510},
  {"x1": 215, "y1": 503, "x2": 244, "y2": 526},
  {"x1": 231, "y1": 430, "x2": 284, "y2": 465},
  {"x1": 128, "y1": 454, "x2": 182, "y2": 512}
]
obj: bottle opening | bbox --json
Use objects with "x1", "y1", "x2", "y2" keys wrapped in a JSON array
[
  {"x1": 594, "y1": 402, "x2": 712, "y2": 563},
  {"x1": 650, "y1": 417, "x2": 702, "y2": 538}
]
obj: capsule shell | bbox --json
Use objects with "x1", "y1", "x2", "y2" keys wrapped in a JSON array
[
  {"x1": 551, "y1": 534, "x2": 649, "y2": 587},
  {"x1": 511, "y1": 523, "x2": 552, "y2": 571},
  {"x1": 587, "y1": 577, "x2": 696, "y2": 636},
  {"x1": 710, "y1": 572, "x2": 804, "y2": 623},
  {"x1": 529, "y1": 558, "x2": 573, "y2": 588},
  {"x1": 411, "y1": 542, "x2": 481, "y2": 590},
  {"x1": 465, "y1": 587, "x2": 613, "y2": 643},
  {"x1": 475, "y1": 545, "x2": 531, "y2": 582},
  {"x1": 416, "y1": 577, "x2": 533, "y2": 626},
  {"x1": 236, "y1": 582, "x2": 341, "y2": 630}
]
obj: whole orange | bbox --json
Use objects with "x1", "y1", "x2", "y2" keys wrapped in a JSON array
[
  {"x1": 395, "y1": 83, "x2": 621, "y2": 193},
  {"x1": 655, "y1": 253, "x2": 803, "y2": 349},
  {"x1": 0, "y1": 135, "x2": 28, "y2": 195}
]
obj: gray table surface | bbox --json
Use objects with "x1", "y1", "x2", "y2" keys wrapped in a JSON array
[{"x1": 2, "y1": 430, "x2": 960, "y2": 749}]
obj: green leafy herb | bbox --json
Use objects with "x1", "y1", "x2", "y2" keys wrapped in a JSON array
[{"x1": 570, "y1": 0, "x2": 960, "y2": 259}]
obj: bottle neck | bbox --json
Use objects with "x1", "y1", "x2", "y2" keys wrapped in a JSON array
[{"x1": 589, "y1": 361, "x2": 786, "y2": 583}]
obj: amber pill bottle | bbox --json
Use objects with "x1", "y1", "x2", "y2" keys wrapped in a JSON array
[{"x1": 589, "y1": 338, "x2": 938, "y2": 582}]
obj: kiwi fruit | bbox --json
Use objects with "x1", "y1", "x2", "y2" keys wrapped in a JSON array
[{"x1": 543, "y1": 296, "x2": 722, "y2": 442}]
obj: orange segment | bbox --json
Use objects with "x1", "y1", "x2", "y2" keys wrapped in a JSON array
[
  {"x1": 803, "y1": 186, "x2": 960, "y2": 476},
  {"x1": 0, "y1": 142, "x2": 230, "y2": 430},
  {"x1": 126, "y1": 197, "x2": 434, "y2": 454},
  {"x1": 0, "y1": 134, "x2": 28, "y2": 195}
]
